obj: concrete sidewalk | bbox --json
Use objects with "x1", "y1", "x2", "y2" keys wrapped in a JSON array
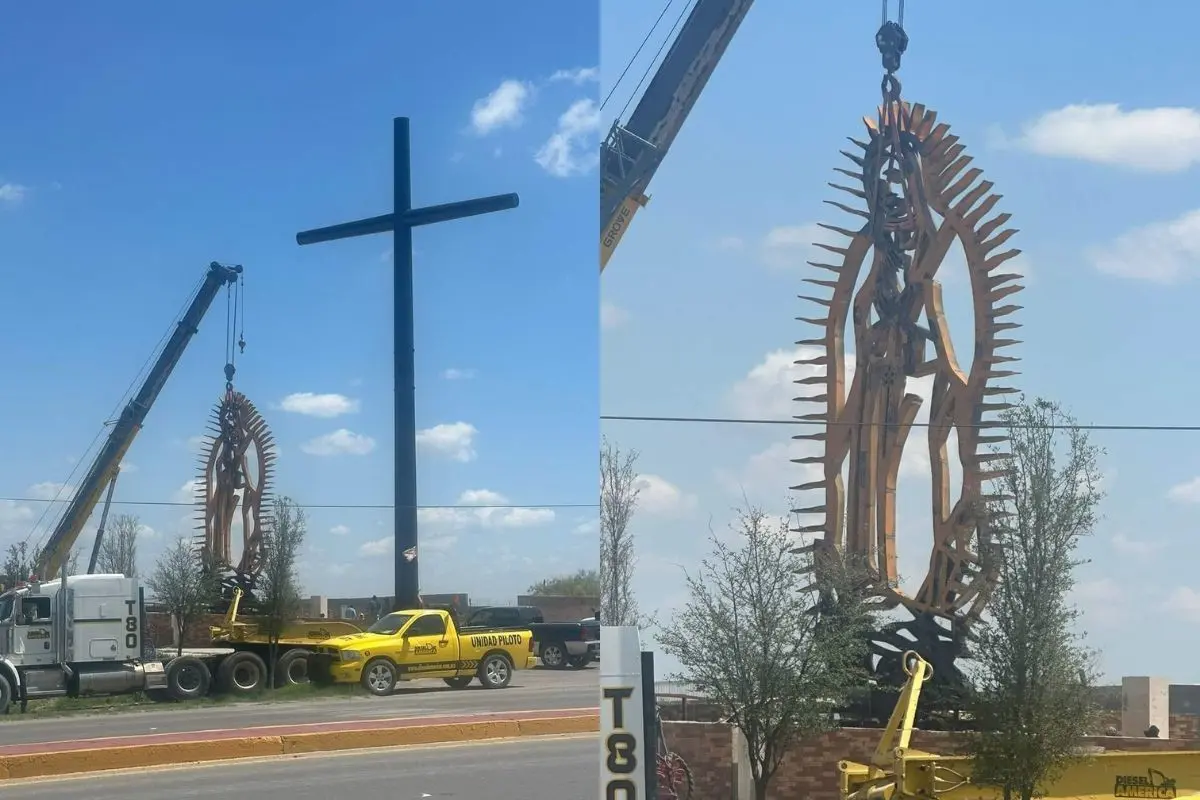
[{"x1": 0, "y1": 707, "x2": 599, "y2": 780}]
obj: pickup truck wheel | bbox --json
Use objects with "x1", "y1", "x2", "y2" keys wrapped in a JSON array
[
  {"x1": 443, "y1": 676, "x2": 473, "y2": 689},
  {"x1": 275, "y1": 648, "x2": 311, "y2": 687},
  {"x1": 166, "y1": 656, "x2": 212, "y2": 701},
  {"x1": 539, "y1": 641, "x2": 567, "y2": 669},
  {"x1": 479, "y1": 653, "x2": 513, "y2": 689},
  {"x1": 361, "y1": 657, "x2": 398, "y2": 696},
  {"x1": 217, "y1": 651, "x2": 267, "y2": 695}
]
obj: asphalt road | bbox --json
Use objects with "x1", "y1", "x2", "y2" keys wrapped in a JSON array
[
  {"x1": 0, "y1": 667, "x2": 596, "y2": 748},
  {"x1": 1, "y1": 735, "x2": 596, "y2": 799}
]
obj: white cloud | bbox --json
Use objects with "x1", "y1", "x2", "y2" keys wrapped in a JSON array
[
  {"x1": 1077, "y1": 578, "x2": 1132, "y2": 629},
  {"x1": 359, "y1": 537, "x2": 392, "y2": 557},
  {"x1": 1015, "y1": 104, "x2": 1200, "y2": 173},
  {"x1": 0, "y1": 183, "x2": 26, "y2": 205},
  {"x1": 120, "y1": 461, "x2": 139, "y2": 474},
  {"x1": 279, "y1": 392, "x2": 360, "y2": 418},
  {"x1": 418, "y1": 489, "x2": 556, "y2": 529},
  {"x1": 301, "y1": 429, "x2": 377, "y2": 457},
  {"x1": 330, "y1": 524, "x2": 350, "y2": 537},
  {"x1": 174, "y1": 479, "x2": 201, "y2": 505},
  {"x1": 633, "y1": 474, "x2": 696, "y2": 516},
  {"x1": 27, "y1": 482, "x2": 74, "y2": 502},
  {"x1": 549, "y1": 66, "x2": 599, "y2": 85},
  {"x1": 186, "y1": 435, "x2": 206, "y2": 454},
  {"x1": 1165, "y1": 586, "x2": 1200, "y2": 624},
  {"x1": 601, "y1": 302, "x2": 629, "y2": 330},
  {"x1": 441, "y1": 368, "x2": 477, "y2": 381},
  {"x1": 535, "y1": 99, "x2": 601, "y2": 178},
  {"x1": 471, "y1": 79, "x2": 532, "y2": 135},
  {"x1": 1110, "y1": 532, "x2": 1163, "y2": 559},
  {"x1": 1086, "y1": 209, "x2": 1200, "y2": 284},
  {"x1": 760, "y1": 223, "x2": 841, "y2": 271},
  {"x1": 573, "y1": 518, "x2": 600, "y2": 537},
  {"x1": 1167, "y1": 475, "x2": 1200, "y2": 503},
  {"x1": 0, "y1": 501, "x2": 35, "y2": 533},
  {"x1": 716, "y1": 235, "x2": 745, "y2": 250},
  {"x1": 416, "y1": 422, "x2": 478, "y2": 463}
]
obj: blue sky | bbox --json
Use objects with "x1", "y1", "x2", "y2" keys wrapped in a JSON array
[
  {"x1": 602, "y1": 0, "x2": 1200, "y2": 681},
  {"x1": 0, "y1": 2, "x2": 599, "y2": 602}
]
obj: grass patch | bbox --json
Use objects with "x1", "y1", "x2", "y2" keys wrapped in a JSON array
[{"x1": 4, "y1": 682, "x2": 371, "y2": 720}]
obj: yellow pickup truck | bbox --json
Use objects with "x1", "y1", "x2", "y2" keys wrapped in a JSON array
[{"x1": 308, "y1": 608, "x2": 536, "y2": 695}]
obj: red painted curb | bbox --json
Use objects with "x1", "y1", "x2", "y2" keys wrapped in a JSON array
[{"x1": 0, "y1": 706, "x2": 600, "y2": 757}]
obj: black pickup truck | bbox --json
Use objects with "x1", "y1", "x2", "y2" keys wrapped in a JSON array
[{"x1": 462, "y1": 606, "x2": 599, "y2": 669}]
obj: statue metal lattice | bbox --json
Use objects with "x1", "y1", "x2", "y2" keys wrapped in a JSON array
[
  {"x1": 792, "y1": 12, "x2": 1022, "y2": 708},
  {"x1": 195, "y1": 388, "x2": 276, "y2": 595}
]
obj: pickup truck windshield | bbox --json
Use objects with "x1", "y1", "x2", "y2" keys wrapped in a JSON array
[{"x1": 368, "y1": 613, "x2": 414, "y2": 635}]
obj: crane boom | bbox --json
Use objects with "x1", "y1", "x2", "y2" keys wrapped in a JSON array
[
  {"x1": 600, "y1": 0, "x2": 754, "y2": 271},
  {"x1": 35, "y1": 262, "x2": 243, "y2": 580}
]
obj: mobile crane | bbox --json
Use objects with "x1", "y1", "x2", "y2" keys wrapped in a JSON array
[
  {"x1": 840, "y1": 653, "x2": 1200, "y2": 799},
  {"x1": 0, "y1": 262, "x2": 244, "y2": 713},
  {"x1": 600, "y1": 0, "x2": 754, "y2": 271}
]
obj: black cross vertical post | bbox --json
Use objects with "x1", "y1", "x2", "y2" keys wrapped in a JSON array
[{"x1": 296, "y1": 117, "x2": 519, "y2": 611}]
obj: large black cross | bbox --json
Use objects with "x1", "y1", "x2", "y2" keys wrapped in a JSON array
[{"x1": 297, "y1": 117, "x2": 519, "y2": 611}]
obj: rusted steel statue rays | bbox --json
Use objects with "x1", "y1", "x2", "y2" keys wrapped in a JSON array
[
  {"x1": 793, "y1": 11, "x2": 1022, "y2": 700},
  {"x1": 196, "y1": 389, "x2": 276, "y2": 594}
]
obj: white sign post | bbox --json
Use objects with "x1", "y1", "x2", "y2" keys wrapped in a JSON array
[{"x1": 600, "y1": 626, "x2": 646, "y2": 800}]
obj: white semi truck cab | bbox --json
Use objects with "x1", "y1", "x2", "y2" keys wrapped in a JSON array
[{"x1": 0, "y1": 573, "x2": 168, "y2": 713}]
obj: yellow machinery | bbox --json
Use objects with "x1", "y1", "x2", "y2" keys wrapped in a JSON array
[
  {"x1": 210, "y1": 588, "x2": 363, "y2": 650},
  {"x1": 840, "y1": 652, "x2": 1200, "y2": 800}
]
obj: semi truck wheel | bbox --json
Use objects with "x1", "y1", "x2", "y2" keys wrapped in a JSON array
[
  {"x1": 478, "y1": 653, "x2": 513, "y2": 689},
  {"x1": 166, "y1": 656, "x2": 212, "y2": 701},
  {"x1": 217, "y1": 652, "x2": 268, "y2": 695},
  {"x1": 539, "y1": 641, "x2": 567, "y2": 669},
  {"x1": 0, "y1": 673, "x2": 11, "y2": 715},
  {"x1": 360, "y1": 657, "x2": 398, "y2": 696},
  {"x1": 443, "y1": 676, "x2": 473, "y2": 689},
  {"x1": 275, "y1": 648, "x2": 311, "y2": 687}
]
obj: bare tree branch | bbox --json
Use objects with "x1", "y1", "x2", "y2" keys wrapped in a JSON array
[
  {"x1": 658, "y1": 507, "x2": 871, "y2": 800},
  {"x1": 97, "y1": 514, "x2": 141, "y2": 577},
  {"x1": 966, "y1": 397, "x2": 1103, "y2": 799},
  {"x1": 600, "y1": 437, "x2": 641, "y2": 626}
]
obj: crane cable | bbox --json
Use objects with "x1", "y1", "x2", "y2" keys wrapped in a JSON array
[
  {"x1": 223, "y1": 271, "x2": 246, "y2": 389},
  {"x1": 23, "y1": 273, "x2": 210, "y2": 552},
  {"x1": 619, "y1": 0, "x2": 696, "y2": 124},
  {"x1": 602, "y1": 0, "x2": 696, "y2": 119}
]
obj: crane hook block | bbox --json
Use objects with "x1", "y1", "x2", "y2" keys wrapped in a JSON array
[
  {"x1": 224, "y1": 362, "x2": 236, "y2": 384},
  {"x1": 876, "y1": 21, "x2": 909, "y2": 73}
]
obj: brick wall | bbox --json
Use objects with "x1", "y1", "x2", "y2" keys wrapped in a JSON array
[
  {"x1": 1093, "y1": 710, "x2": 1200, "y2": 739},
  {"x1": 661, "y1": 721, "x2": 1200, "y2": 800},
  {"x1": 145, "y1": 611, "x2": 228, "y2": 649}
]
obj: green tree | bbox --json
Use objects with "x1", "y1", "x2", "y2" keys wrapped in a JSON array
[
  {"x1": 258, "y1": 497, "x2": 306, "y2": 685},
  {"x1": 658, "y1": 507, "x2": 871, "y2": 800},
  {"x1": 527, "y1": 568, "x2": 599, "y2": 597},
  {"x1": 966, "y1": 397, "x2": 1103, "y2": 799},
  {"x1": 147, "y1": 537, "x2": 220, "y2": 656}
]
